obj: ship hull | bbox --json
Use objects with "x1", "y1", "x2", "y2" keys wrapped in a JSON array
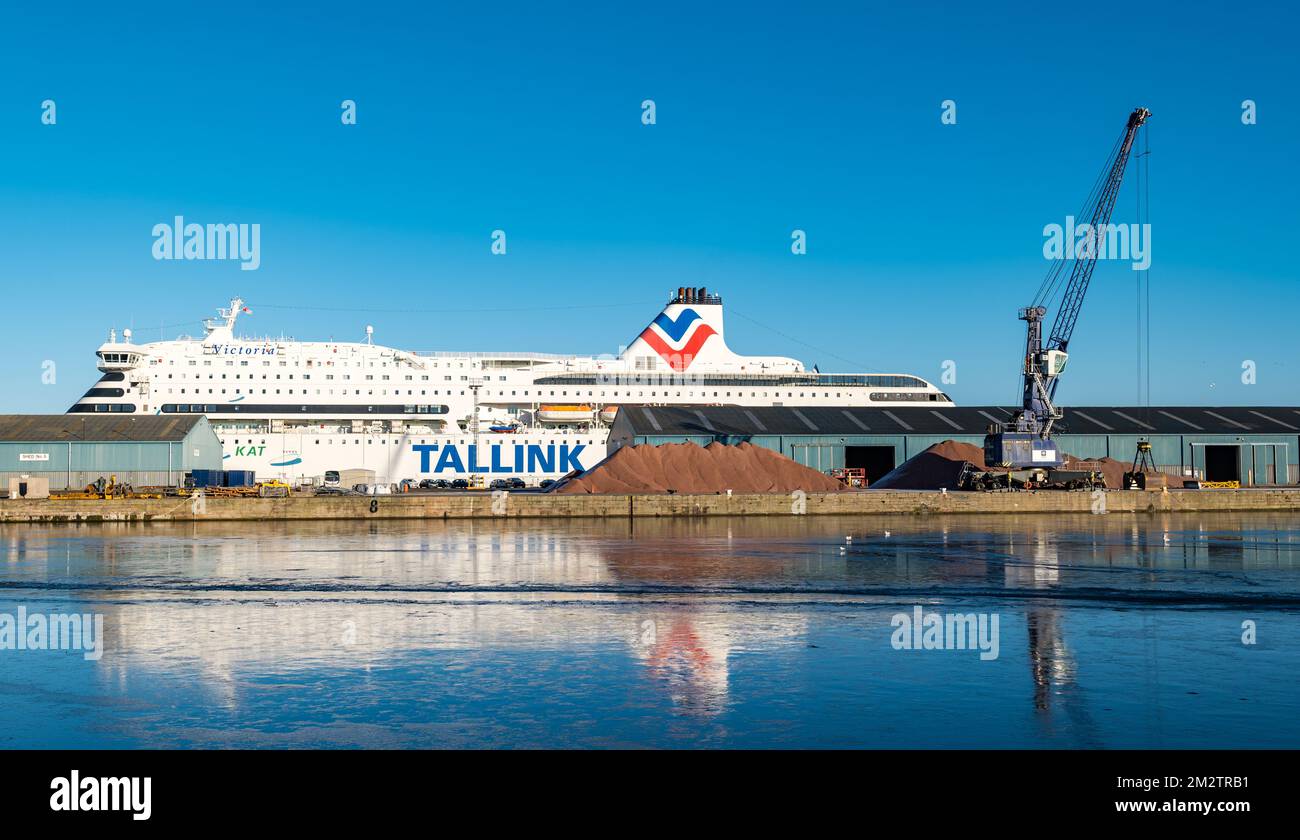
[{"x1": 219, "y1": 429, "x2": 607, "y2": 484}]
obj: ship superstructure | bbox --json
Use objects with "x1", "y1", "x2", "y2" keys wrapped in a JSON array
[{"x1": 69, "y1": 289, "x2": 952, "y2": 482}]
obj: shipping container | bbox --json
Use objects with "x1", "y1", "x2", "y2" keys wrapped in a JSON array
[
  {"x1": 224, "y1": 470, "x2": 256, "y2": 487},
  {"x1": 192, "y1": 468, "x2": 226, "y2": 488}
]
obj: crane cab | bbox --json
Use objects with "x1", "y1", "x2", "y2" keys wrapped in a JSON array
[{"x1": 1036, "y1": 350, "x2": 1069, "y2": 377}]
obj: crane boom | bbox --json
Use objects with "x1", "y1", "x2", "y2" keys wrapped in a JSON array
[
  {"x1": 983, "y1": 107, "x2": 1150, "y2": 472},
  {"x1": 1047, "y1": 107, "x2": 1151, "y2": 353}
]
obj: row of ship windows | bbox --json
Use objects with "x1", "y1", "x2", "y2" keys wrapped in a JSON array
[
  {"x1": 163, "y1": 404, "x2": 449, "y2": 414},
  {"x1": 158, "y1": 389, "x2": 466, "y2": 397},
  {"x1": 70, "y1": 404, "x2": 136, "y2": 413},
  {"x1": 166, "y1": 358, "x2": 485, "y2": 369},
  {"x1": 128, "y1": 369, "x2": 943, "y2": 394},
  {"x1": 156, "y1": 373, "x2": 471, "y2": 381},
  {"x1": 145, "y1": 388, "x2": 944, "y2": 401},
  {"x1": 534, "y1": 374, "x2": 934, "y2": 388}
]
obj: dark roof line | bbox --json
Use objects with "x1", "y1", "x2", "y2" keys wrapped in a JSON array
[
  {"x1": 0, "y1": 415, "x2": 206, "y2": 442},
  {"x1": 613, "y1": 405, "x2": 1300, "y2": 437}
]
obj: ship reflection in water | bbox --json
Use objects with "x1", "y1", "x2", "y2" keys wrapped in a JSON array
[{"x1": 2, "y1": 513, "x2": 1299, "y2": 748}]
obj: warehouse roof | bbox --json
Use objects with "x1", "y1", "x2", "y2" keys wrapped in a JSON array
[
  {"x1": 0, "y1": 415, "x2": 206, "y2": 442},
  {"x1": 615, "y1": 405, "x2": 1300, "y2": 437}
]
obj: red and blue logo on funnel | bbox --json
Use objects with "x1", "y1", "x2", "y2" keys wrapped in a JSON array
[{"x1": 638, "y1": 308, "x2": 717, "y2": 371}]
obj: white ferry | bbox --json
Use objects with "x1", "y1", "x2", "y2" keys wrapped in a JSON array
[{"x1": 68, "y1": 289, "x2": 953, "y2": 483}]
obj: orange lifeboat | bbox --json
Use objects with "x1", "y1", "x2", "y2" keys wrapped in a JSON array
[
  {"x1": 599, "y1": 406, "x2": 619, "y2": 425},
  {"x1": 536, "y1": 404, "x2": 594, "y2": 423}
]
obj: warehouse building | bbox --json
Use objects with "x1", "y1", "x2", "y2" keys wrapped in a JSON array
[
  {"x1": 608, "y1": 405, "x2": 1300, "y2": 487},
  {"x1": 0, "y1": 415, "x2": 223, "y2": 490}
]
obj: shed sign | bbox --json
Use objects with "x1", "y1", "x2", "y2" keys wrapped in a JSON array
[{"x1": 19, "y1": 453, "x2": 50, "y2": 462}]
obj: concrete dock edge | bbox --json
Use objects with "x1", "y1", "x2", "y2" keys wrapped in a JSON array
[{"x1": 3, "y1": 489, "x2": 1300, "y2": 523}]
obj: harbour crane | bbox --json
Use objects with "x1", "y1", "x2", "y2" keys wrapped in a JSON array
[{"x1": 984, "y1": 106, "x2": 1151, "y2": 474}]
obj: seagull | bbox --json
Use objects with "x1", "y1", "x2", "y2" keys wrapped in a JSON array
[
  {"x1": 845, "y1": 535, "x2": 853, "y2": 543},
  {"x1": 884, "y1": 530, "x2": 891, "y2": 538}
]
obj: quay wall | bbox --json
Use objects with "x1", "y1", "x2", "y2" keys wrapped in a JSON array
[{"x1": 4, "y1": 489, "x2": 1300, "y2": 523}]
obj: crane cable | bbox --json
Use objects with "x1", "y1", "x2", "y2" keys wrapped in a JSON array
[
  {"x1": 1134, "y1": 120, "x2": 1152, "y2": 408},
  {"x1": 1136, "y1": 129, "x2": 1143, "y2": 405},
  {"x1": 1143, "y1": 121, "x2": 1152, "y2": 408},
  {"x1": 1032, "y1": 131, "x2": 1126, "y2": 312}
]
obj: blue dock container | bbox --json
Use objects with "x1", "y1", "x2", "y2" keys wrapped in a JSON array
[
  {"x1": 192, "y1": 468, "x2": 226, "y2": 488},
  {"x1": 224, "y1": 470, "x2": 256, "y2": 487}
]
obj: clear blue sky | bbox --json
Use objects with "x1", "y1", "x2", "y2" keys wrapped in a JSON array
[{"x1": 2, "y1": 1, "x2": 1296, "y2": 412}]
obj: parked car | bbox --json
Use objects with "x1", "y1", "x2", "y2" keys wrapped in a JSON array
[
  {"x1": 489, "y1": 478, "x2": 510, "y2": 490},
  {"x1": 315, "y1": 486, "x2": 351, "y2": 496},
  {"x1": 354, "y1": 483, "x2": 392, "y2": 495},
  {"x1": 539, "y1": 479, "x2": 556, "y2": 490},
  {"x1": 432, "y1": 479, "x2": 451, "y2": 489},
  {"x1": 508, "y1": 477, "x2": 526, "y2": 489},
  {"x1": 451, "y1": 478, "x2": 470, "y2": 490}
]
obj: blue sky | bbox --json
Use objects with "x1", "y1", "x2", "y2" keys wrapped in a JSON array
[{"x1": 2, "y1": 0, "x2": 1297, "y2": 412}]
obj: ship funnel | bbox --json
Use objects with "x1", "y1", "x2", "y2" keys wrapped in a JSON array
[{"x1": 620, "y1": 287, "x2": 734, "y2": 370}]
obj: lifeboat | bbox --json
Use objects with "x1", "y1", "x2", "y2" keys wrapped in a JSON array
[
  {"x1": 536, "y1": 404, "x2": 594, "y2": 424},
  {"x1": 488, "y1": 423, "x2": 519, "y2": 433},
  {"x1": 599, "y1": 405, "x2": 619, "y2": 425}
]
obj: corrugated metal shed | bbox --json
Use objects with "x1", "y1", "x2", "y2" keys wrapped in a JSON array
[
  {"x1": 0, "y1": 415, "x2": 204, "y2": 442},
  {"x1": 610, "y1": 405, "x2": 1300, "y2": 487},
  {"x1": 611, "y1": 405, "x2": 1300, "y2": 437},
  {"x1": 0, "y1": 415, "x2": 222, "y2": 489}
]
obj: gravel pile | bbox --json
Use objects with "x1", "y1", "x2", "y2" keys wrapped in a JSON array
[{"x1": 552, "y1": 441, "x2": 848, "y2": 494}]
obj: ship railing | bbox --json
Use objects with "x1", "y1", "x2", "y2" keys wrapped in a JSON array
[{"x1": 413, "y1": 350, "x2": 576, "y2": 361}]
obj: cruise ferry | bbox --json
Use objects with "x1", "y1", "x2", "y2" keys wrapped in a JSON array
[{"x1": 68, "y1": 289, "x2": 953, "y2": 483}]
